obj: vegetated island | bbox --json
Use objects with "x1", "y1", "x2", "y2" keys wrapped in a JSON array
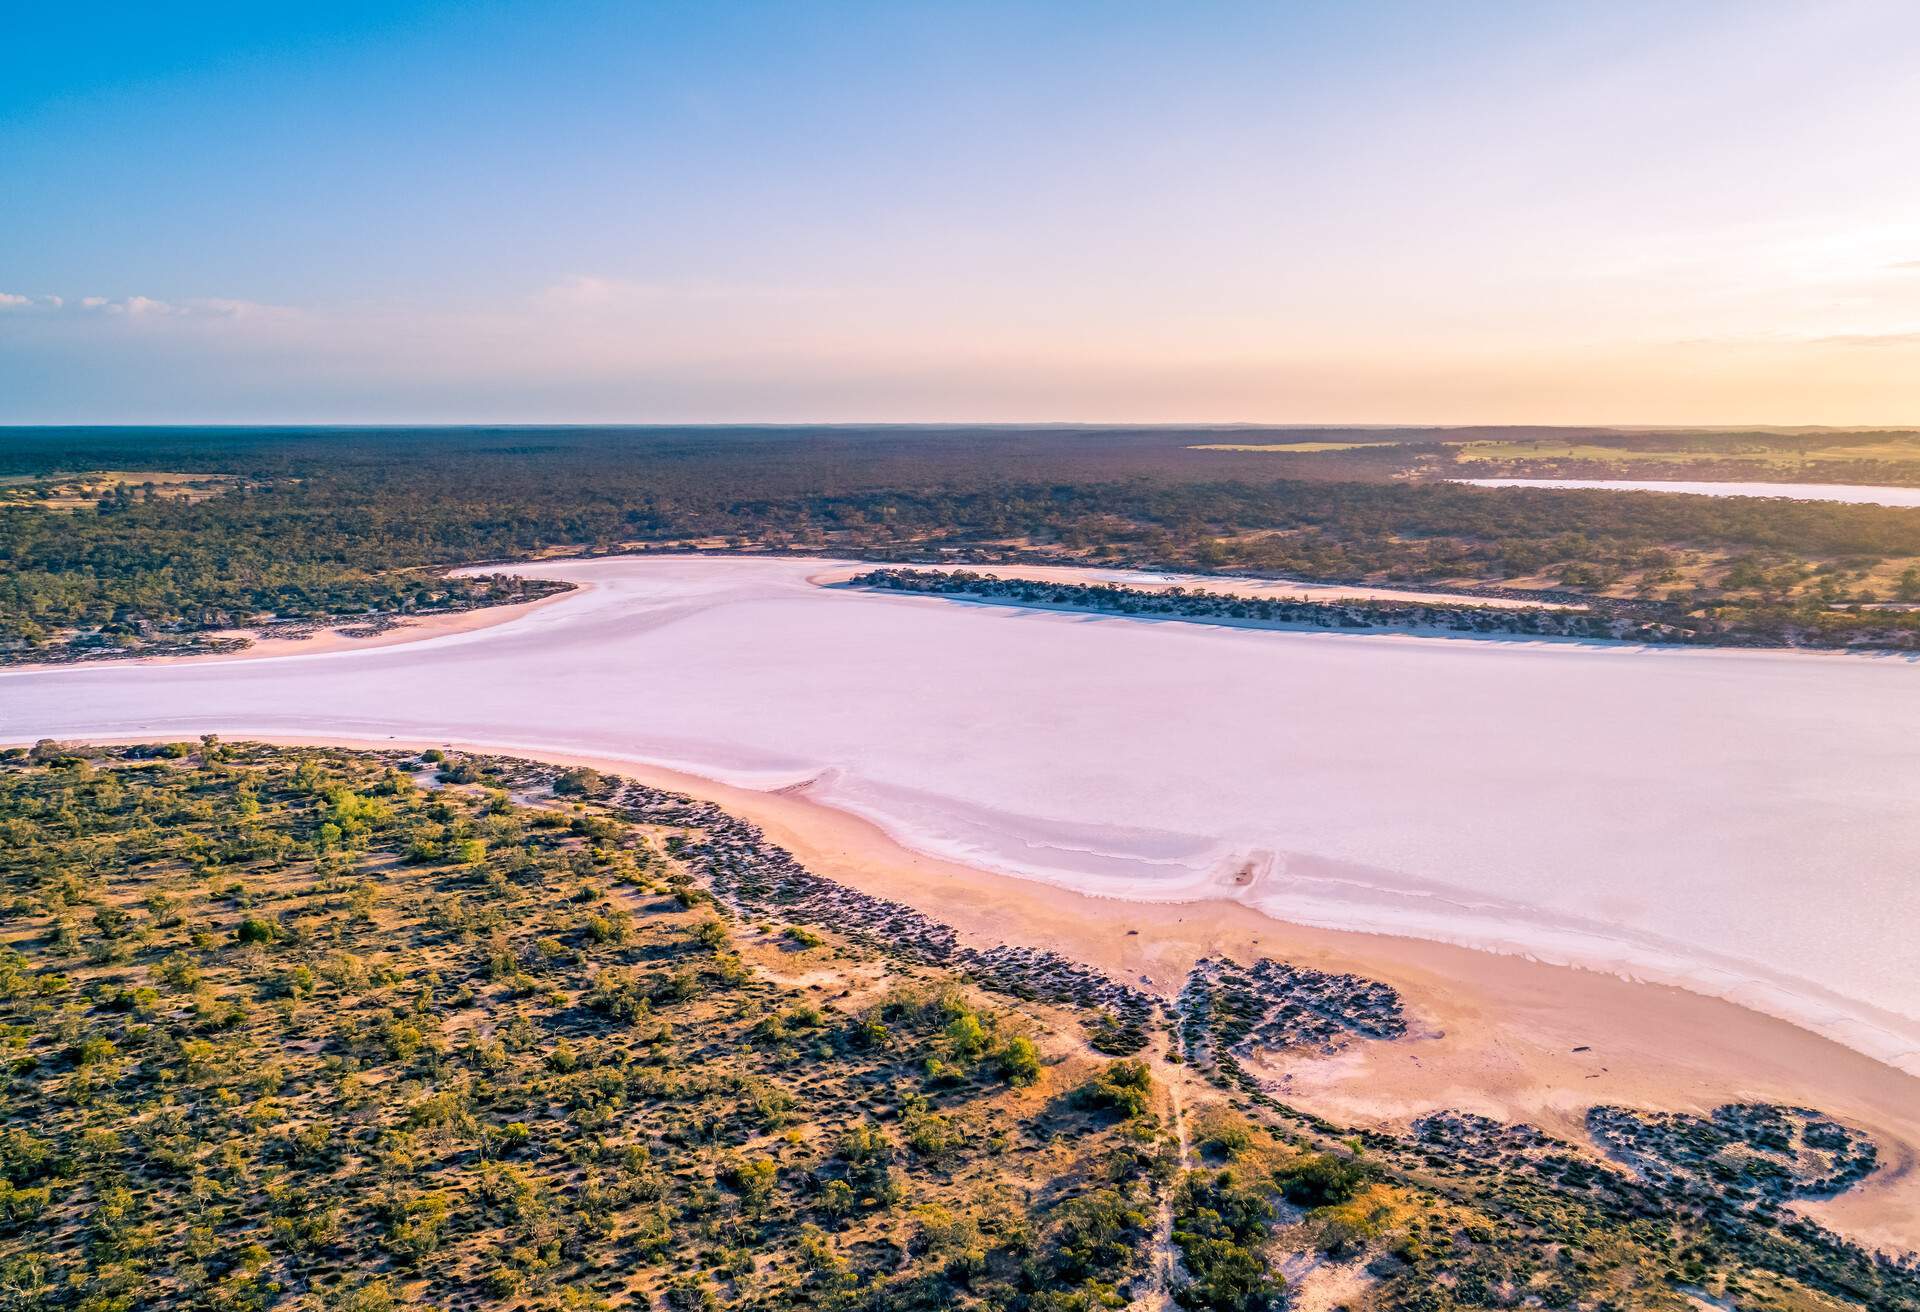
[
  {"x1": 3, "y1": 739, "x2": 1916, "y2": 1312},
  {"x1": 846, "y1": 568, "x2": 1920, "y2": 651}
]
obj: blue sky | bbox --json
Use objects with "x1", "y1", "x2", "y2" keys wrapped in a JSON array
[{"x1": 4, "y1": 1, "x2": 1919, "y2": 423}]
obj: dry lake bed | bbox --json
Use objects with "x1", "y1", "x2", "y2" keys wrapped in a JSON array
[{"x1": 6, "y1": 554, "x2": 1919, "y2": 1075}]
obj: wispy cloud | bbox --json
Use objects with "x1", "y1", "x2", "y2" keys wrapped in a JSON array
[
  {"x1": 536, "y1": 275, "x2": 627, "y2": 309},
  {"x1": 0, "y1": 291, "x2": 288, "y2": 319},
  {"x1": 1811, "y1": 328, "x2": 1920, "y2": 347}
]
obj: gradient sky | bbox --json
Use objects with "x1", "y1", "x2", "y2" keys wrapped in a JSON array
[{"x1": 4, "y1": 0, "x2": 1920, "y2": 424}]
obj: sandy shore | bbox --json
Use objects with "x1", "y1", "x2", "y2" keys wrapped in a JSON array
[
  {"x1": 58, "y1": 728, "x2": 1915, "y2": 1254},
  {"x1": 30, "y1": 585, "x2": 581, "y2": 670}
]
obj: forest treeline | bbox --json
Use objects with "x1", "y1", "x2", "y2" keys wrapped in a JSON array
[{"x1": 5, "y1": 427, "x2": 1920, "y2": 659}]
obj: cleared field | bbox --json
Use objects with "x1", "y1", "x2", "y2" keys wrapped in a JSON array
[{"x1": 0, "y1": 468, "x2": 242, "y2": 510}]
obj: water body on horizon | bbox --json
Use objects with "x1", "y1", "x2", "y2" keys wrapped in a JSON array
[
  {"x1": 6, "y1": 555, "x2": 1919, "y2": 1071},
  {"x1": 1453, "y1": 477, "x2": 1920, "y2": 508}
]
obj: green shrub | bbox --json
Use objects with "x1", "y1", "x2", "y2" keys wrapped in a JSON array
[
  {"x1": 998, "y1": 1035, "x2": 1042, "y2": 1086},
  {"x1": 553, "y1": 767, "x2": 610, "y2": 798},
  {"x1": 1275, "y1": 1151, "x2": 1377, "y2": 1208},
  {"x1": 235, "y1": 915, "x2": 280, "y2": 946},
  {"x1": 1171, "y1": 1169, "x2": 1284, "y2": 1312},
  {"x1": 1074, "y1": 1059, "x2": 1153, "y2": 1119}
]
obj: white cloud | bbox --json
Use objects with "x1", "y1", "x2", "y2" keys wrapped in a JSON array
[
  {"x1": 184, "y1": 297, "x2": 278, "y2": 319},
  {"x1": 0, "y1": 292, "x2": 72, "y2": 311}
]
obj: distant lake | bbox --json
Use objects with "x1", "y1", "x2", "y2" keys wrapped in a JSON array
[
  {"x1": 1455, "y1": 477, "x2": 1920, "y2": 508},
  {"x1": 6, "y1": 555, "x2": 1920, "y2": 1072}
]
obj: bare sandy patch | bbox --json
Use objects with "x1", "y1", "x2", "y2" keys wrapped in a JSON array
[{"x1": 0, "y1": 469, "x2": 246, "y2": 511}]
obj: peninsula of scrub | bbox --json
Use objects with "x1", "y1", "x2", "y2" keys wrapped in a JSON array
[
  {"x1": 3, "y1": 741, "x2": 1917, "y2": 1312},
  {"x1": 847, "y1": 567, "x2": 1920, "y2": 651}
]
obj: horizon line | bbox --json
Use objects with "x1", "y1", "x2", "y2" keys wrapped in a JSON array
[{"x1": 4, "y1": 421, "x2": 1919, "y2": 433}]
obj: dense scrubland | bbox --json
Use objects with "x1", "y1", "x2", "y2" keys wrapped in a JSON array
[
  {"x1": 4, "y1": 425, "x2": 1920, "y2": 660},
  {"x1": 849, "y1": 568, "x2": 1920, "y2": 649},
  {"x1": 0, "y1": 743, "x2": 1165, "y2": 1312},
  {"x1": 2, "y1": 742, "x2": 1915, "y2": 1311}
]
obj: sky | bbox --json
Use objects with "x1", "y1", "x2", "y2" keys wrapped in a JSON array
[{"x1": 3, "y1": 0, "x2": 1920, "y2": 425}]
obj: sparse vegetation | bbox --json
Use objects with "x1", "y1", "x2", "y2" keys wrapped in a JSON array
[
  {"x1": 0, "y1": 744, "x2": 1162, "y2": 1310},
  {"x1": 1, "y1": 741, "x2": 1913, "y2": 1311}
]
